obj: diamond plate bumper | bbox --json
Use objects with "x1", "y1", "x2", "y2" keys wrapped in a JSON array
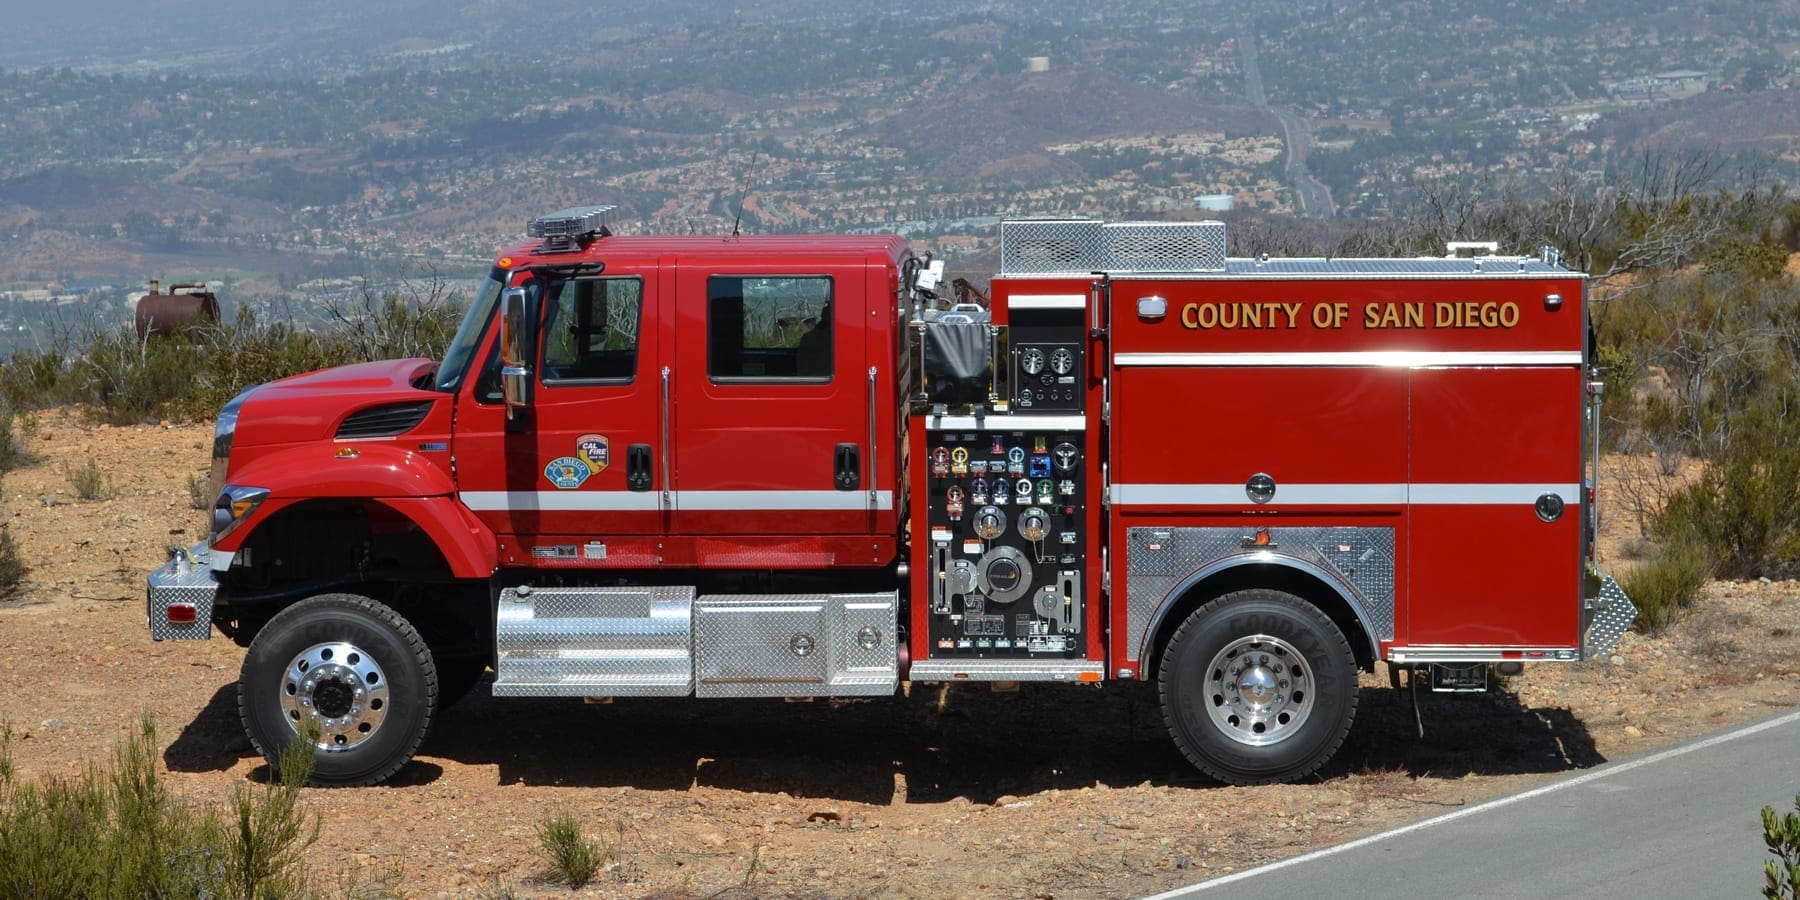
[
  {"x1": 145, "y1": 542, "x2": 219, "y2": 641},
  {"x1": 1583, "y1": 572, "x2": 1636, "y2": 660}
]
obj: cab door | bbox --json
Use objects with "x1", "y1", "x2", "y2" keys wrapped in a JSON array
[
  {"x1": 452, "y1": 271, "x2": 667, "y2": 565},
  {"x1": 669, "y1": 264, "x2": 873, "y2": 537}
]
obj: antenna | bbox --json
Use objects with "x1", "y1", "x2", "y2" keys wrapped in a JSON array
[{"x1": 730, "y1": 151, "x2": 759, "y2": 238}]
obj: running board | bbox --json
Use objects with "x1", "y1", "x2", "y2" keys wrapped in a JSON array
[{"x1": 907, "y1": 659, "x2": 1105, "y2": 683}]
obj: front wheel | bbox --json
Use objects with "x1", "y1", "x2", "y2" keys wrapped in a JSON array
[
  {"x1": 239, "y1": 593, "x2": 437, "y2": 786},
  {"x1": 1158, "y1": 589, "x2": 1358, "y2": 785}
]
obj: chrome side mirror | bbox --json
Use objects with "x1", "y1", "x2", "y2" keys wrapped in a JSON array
[{"x1": 500, "y1": 286, "x2": 532, "y2": 412}]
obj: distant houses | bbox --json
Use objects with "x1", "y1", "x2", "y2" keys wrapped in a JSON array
[{"x1": 1606, "y1": 70, "x2": 1712, "y2": 104}]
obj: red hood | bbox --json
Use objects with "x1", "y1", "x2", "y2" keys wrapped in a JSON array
[{"x1": 233, "y1": 358, "x2": 443, "y2": 448}]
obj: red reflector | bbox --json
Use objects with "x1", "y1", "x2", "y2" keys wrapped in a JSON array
[{"x1": 166, "y1": 603, "x2": 198, "y2": 624}]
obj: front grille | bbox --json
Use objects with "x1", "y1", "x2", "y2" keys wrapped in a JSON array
[{"x1": 335, "y1": 401, "x2": 433, "y2": 439}]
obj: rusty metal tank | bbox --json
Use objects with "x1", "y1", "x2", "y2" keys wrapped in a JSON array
[{"x1": 134, "y1": 279, "x2": 220, "y2": 338}]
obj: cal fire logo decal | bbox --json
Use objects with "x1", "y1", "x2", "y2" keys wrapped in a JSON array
[
  {"x1": 544, "y1": 433, "x2": 611, "y2": 489},
  {"x1": 576, "y1": 433, "x2": 610, "y2": 474}
]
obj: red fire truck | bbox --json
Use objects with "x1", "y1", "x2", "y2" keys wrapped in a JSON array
[{"x1": 148, "y1": 206, "x2": 1634, "y2": 787}]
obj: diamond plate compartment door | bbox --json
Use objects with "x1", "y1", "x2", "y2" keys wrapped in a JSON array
[
  {"x1": 694, "y1": 593, "x2": 898, "y2": 698},
  {"x1": 493, "y1": 586, "x2": 695, "y2": 697}
]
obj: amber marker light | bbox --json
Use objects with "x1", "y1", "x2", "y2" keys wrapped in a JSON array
[
  {"x1": 334, "y1": 446, "x2": 361, "y2": 459},
  {"x1": 497, "y1": 257, "x2": 513, "y2": 268}
]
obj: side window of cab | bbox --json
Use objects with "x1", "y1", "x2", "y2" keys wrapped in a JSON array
[
  {"x1": 542, "y1": 278, "x2": 643, "y2": 383},
  {"x1": 706, "y1": 275, "x2": 832, "y2": 381}
]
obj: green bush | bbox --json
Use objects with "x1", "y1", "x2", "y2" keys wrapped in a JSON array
[
  {"x1": 186, "y1": 472, "x2": 210, "y2": 510},
  {"x1": 0, "y1": 282, "x2": 465, "y2": 425},
  {"x1": 533, "y1": 811, "x2": 610, "y2": 889},
  {"x1": 0, "y1": 524, "x2": 24, "y2": 599},
  {"x1": 225, "y1": 721, "x2": 321, "y2": 899},
  {"x1": 0, "y1": 715, "x2": 320, "y2": 898},
  {"x1": 1622, "y1": 525, "x2": 1714, "y2": 632},
  {"x1": 63, "y1": 458, "x2": 116, "y2": 501},
  {"x1": 1655, "y1": 396, "x2": 1800, "y2": 581},
  {"x1": 0, "y1": 409, "x2": 30, "y2": 474},
  {"x1": 1764, "y1": 794, "x2": 1800, "y2": 900}
]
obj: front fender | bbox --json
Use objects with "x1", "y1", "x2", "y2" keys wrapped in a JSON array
[{"x1": 211, "y1": 444, "x2": 498, "y2": 579}]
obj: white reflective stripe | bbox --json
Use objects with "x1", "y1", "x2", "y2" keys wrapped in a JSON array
[
  {"x1": 1008, "y1": 293, "x2": 1086, "y2": 310},
  {"x1": 460, "y1": 491, "x2": 661, "y2": 512},
  {"x1": 1409, "y1": 483, "x2": 1581, "y2": 505},
  {"x1": 1112, "y1": 483, "x2": 1405, "y2": 506},
  {"x1": 1110, "y1": 483, "x2": 1581, "y2": 506},
  {"x1": 928, "y1": 414, "x2": 1087, "y2": 431},
  {"x1": 1113, "y1": 350, "x2": 1582, "y2": 368},
  {"x1": 459, "y1": 490, "x2": 894, "y2": 512},
  {"x1": 681, "y1": 490, "x2": 893, "y2": 511}
]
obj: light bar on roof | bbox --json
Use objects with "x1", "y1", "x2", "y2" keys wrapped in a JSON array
[{"x1": 527, "y1": 205, "x2": 618, "y2": 242}]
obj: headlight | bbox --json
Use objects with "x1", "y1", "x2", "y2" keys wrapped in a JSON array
[
  {"x1": 207, "y1": 386, "x2": 258, "y2": 504},
  {"x1": 211, "y1": 485, "x2": 269, "y2": 542}
]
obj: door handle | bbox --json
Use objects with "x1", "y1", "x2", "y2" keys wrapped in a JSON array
[
  {"x1": 834, "y1": 443, "x2": 860, "y2": 491},
  {"x1": 627, "y1": 444, "x2": 653, "y2": 492}
]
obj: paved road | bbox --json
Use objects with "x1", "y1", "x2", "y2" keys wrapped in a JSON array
[
  {"x1": 1236, "y1": 29, "x2": 1335, "y2": 219},
  {"x1": 1148, "y1": 707, "x2": 1800, "y2": 899},
  {"x1": 1268, "y1": 107, "x2": 1335, "y2": 218}
]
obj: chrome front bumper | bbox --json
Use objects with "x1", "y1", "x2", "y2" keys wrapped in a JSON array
[{"x1": 146, "y1": 542, "x2": 220, "y2": 641}]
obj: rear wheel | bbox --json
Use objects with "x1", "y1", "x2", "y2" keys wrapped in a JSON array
[
  {"x1": 1158, "y1": 589, "x2": 1358, "y2": 785},
  {"x1": 239, "y1": 593, "x2": 437, "y2": 786}
]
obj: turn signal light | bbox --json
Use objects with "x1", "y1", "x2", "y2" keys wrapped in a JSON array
[{"x1": 166, "y1": 603, "x2": 198, "y2": 624}]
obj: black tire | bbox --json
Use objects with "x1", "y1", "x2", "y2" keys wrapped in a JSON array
[
  {"x1": 1158, "y1": 589, "x2": 1358, "y2": 785},
  {"x1": 238, "y1": 593, "x2": 437, "y2": 787},
  {"x1": 435, "y1": 656, "x2": 489, "y2": 709}
]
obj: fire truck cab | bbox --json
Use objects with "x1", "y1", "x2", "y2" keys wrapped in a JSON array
[{"x1": 148, "y1": 205, "x2": 1634, "y2": 787}]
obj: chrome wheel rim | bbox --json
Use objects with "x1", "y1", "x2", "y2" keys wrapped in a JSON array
[
  {"x1": 1203, "y1": 633, "x2": 1313, "y2": 747},
  {"x1": 278, "y1": 642, "x2": 390, "y2": 751}
]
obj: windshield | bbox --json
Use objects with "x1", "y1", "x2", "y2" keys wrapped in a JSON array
[{"x1": 435, "y1": 268, "x2": 506, "y2": 392}]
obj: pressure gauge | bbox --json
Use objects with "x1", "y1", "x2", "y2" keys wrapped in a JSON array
[
  {"x1": 1020, "y1": 347, "x2": 1046, "y2": 375},
  {"x1": 1049, "y1": 347, "x2": 1076, "y2": 375}
]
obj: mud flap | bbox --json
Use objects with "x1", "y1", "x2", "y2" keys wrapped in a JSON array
[{"x1": 1583, "y1": 573, "x2": 1636, "y2": 660}]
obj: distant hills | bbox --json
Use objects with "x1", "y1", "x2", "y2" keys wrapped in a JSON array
[{"x1": 1, "y1": 0, "x2": 1797, "y2": 318}]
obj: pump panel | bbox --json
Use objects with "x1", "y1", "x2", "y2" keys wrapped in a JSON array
[{"x1": 922, "y1": 425, "x2": 1086, "y2": 659}]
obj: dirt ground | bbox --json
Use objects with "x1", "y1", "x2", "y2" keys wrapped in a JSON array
[{"x1": 1, "y1": 409, "x2": 1796, "y2": 898}]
